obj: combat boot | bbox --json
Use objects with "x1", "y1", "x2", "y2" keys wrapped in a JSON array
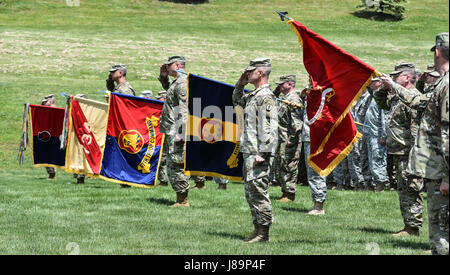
[
  {"x1": 366, "y1": 185, "x2": 375, "y2": 192},
  {"x1": 278, "y1": 192, "x2": 295, "y2": 202},
  {"x1": 307, "y1": 202, "x2": 325, "y2": 215},
  {"x1": 170, "y1": 192, "x2": 190, "y2": 207},
  {"x1": 76, "y1": 176, "x2": 85, "y2": 184},
  {"x1": 47, "y1": 172, "x2": 56, "y2": 180},
  {"x1": 392, "y1": 225, "x2": 419, "y2": 237},
  {"x1": 243, "y1": 224, "x2": 259, "y2": 242},
  {"x1": 217, "y1": 183, "x2": 227, "y2": 190},
  {"x1": 376, "y1": 182, "x2": 385, "y2": 192},
  {"x1": 159, "y1": 181, "x2": 168, "y2": 187},
  {"x1": 244, "y1": 225, "x2": 270, "y2": 243},
  {"x1": 192, "y1": 181, "x2": 206, "y2": 190}
]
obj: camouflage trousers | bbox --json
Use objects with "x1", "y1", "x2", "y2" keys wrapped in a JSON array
[
  {"x1": 191, "y1": 175, "x2": 206, "y2": 183},
  {"x1": 359, "y1": 135, "x2": 372, "y2": 187},
  {"x1": 367, "y1": 136, "x2": 387, "y2": 186},
  {"x1": 297, "y1": 143, "x2": 308, "y2": 185},
  {"x1": 426, "y1": 179, "x2": 449, "y2": 255},
  {"x1": 397, "y1": 157, "x2": 423, "y2": 229},
  {"x1": 166, "y1": 135, "x2": 189, "y2": 194},
  {"x1": 303, "y1": 141, "x2": 327, "y2": 203},
  {"x1": 333, "y1": 157, "x2": 352, "y2": 187},
  {"x1": 270, "y1": 153, "x2": 281, "y2": 185},
  {"x1": 276, "y1": 141, "x2": 302, "y2": 195},
  {"x1": 386, "y1": 154, "x2": 397, "y2": 189},
  {"x1": 158, "y1": 137, "x2": 169, "y2": 184},
  {"x1": 243, "y1": 153, "x2": 273, "y2": 227}
]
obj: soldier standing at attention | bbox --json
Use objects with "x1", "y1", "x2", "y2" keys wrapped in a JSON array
[
  {"x1": 106, "y1": 64, "x2": 135, "y2": 188},
  {"x1": 232, "y1": 58, "x2": 278, "y2": 243},
  {"x1": 41, "y1": 94, "x2": 57, "y2": 180},
  {"x1": 374, "y1": 63, "x2": 423, "y2": 236},
  {"x1": 274, "y1": 74, "x2": 303, "y2": 202},
  {"x1": 158, "y1": 56, "x2": 190, "y2": 206},
  {"x1": 381, "y1": 33, "x2": 449, "y2": 255}
]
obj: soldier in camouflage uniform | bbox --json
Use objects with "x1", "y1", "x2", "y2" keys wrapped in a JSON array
[
  {"x1": 380, "y1": 32, "x2": 449, "y2": 255},
  {"x1": 106, "y1": 64, "x2": 136, "y2": 96},
  {"x1": 374, "y1": 63, "x2": 423, "y2": 236},
  {"x1": 301, "y1": 91, "x2": 327, "y2": 215},
  {"x1": 158, "y1": 56, "x2": 190, "y2": 206},
  {"x1": 363, "y1": 81, "x2": 389, "y2": 192},
  {"x1": 232, "y1": 58, "x2": 278, "y2": 243},
  {"x1": 106, "y1": 64, "x2": 136, "y2": 188},
  {"x1": 41, "y1": 94, "x2": 57, "y2": 180},
  {"x1": 156, "y1": 91, "x2": 169, "y2": 186},
  {"x1": 273, "y1": 74, "x2": 304, "y2": 202}
]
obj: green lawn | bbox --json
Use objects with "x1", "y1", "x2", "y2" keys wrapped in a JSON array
[{"x1": 0, "y1": 0, "x2": 447, "y2": 254}]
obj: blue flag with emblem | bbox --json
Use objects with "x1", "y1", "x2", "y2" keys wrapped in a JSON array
[{"x1": 185, "y1": 73, "x2": 244, "y2": 181}]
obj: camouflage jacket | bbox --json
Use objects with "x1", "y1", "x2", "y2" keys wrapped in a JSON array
[
  {"x1": 393, "y1": 71, "x2": 449, "y2": 182},
  {"x1": 352, "y1": 89, "x2": 373, "y2": 134},
  {"x1": 373, "y1": 86, "x2": 421, "y2": 155},
  {"x1": 112, "y1": 81, "x2": 136, "y2": 96},
  {"x1": 233, "y1": 84, "x2": 278, "y2": 157},
  {"x1": 158, "y1": 74, "x2": 187, "y2": 136},
  {"x1": 277, "y1": 90, "x2": 304, "y2": 145}
]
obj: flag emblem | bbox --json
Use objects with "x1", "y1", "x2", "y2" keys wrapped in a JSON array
[{"x1": 118, "y1": 129, "x2": 145, "y2": 154}]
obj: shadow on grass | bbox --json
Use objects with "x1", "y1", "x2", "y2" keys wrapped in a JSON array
[
  {"x1": 207, "y1": 231, "x2": 245, "y2": 240},
  {"x1": 351, "y1": 10, "x2": 403, "y2": 22},
  {"x1": 146, "y1": 197, "x2": 173, "y2": 206},
  {"x1": 159, "y1": 0, "x2": 209, "y2": 4},
  {"x1": 389, "y1": 239, "x2": 430, "y2": 251},
  {"x1": 351, "y1": 226, "x2": 396, "y2": 235},
  {"x1": 279, "y1": 206, "x2": 310, "y2": 214}
]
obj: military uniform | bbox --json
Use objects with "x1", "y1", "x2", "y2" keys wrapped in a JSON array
[
  {"x1": 106, "y1": 64, "x2": 136, "y2": 96},
  {"x1": 390, "y1": 33, "x2": 448, "y2": 254},
  {"x1": 302, "y1": 95, "x2": 327, "y2": 211},
  {"x1": 353, "y1": 88, "x2": 374, "y2": 189},
  {"x1": 158, "y1": 56, "x2": 189, "y2": 197},
  {"x1": 374, "y1": 63, "x2": 424, "y2": 232},
  {"x1": 155, "y1": 90, "x2": 169, "y2": 186},
  {"x1": 363, "y1": 96, "x2": 389, "y2": 190},
  {"x1": 41, "y1": 94, "x2": 57, "y2": 180},
  {"x1": 392, "y1": 38, "x2": 448, "y2": 253},
  {"x1": 274, "y1": 75, "x2": 304, "y2": 201},
  {"x1": 232, "y1": 58, "x2": 278, "y2": 241}
]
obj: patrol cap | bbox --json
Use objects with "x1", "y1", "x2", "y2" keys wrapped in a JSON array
[
  {"x1": 41, "y1": 99, "x2": 48, "y2": 105},
  {"x1": 156, "y1": 91, "x2": 167, "y2": 99},
  {"x1": 424, "y1": 64, "x2": 441, "y2": 77},
  {"x1": 140, "y1": 90, "x2": 153, "y2": 97},
  {"x1": 275, "y1": 74, "x2": 296, "y2": 85},
  {"x1": 109, "y1": 64, "x2": 127, "y2": 74},
  {"x1": 389, "y1": 62, "x2": 416, "y2": 76},
  {"x1": 430, "y1": 32, "x2": 449, "y2": 51},
  {"x1": 164, "y1": 55, "x2": 186, "y2": 65},
  {"x1": 44, "y1": 94, "x2": 55, "y2": 99},
  {"x1": 244, "y1": 58, "x2": 271, "y2": 71},
  {"x1": 75, "y1": 94, "x2": 86, "y2": 98}
]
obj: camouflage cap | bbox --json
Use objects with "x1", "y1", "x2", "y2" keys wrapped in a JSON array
[
  {"x1": 275, "y1": 74, "x2": 296, "y2": 85},
  {"x1": 75, "y1": 94, "x2": 86, "y2": 98},
  {"x1": 431, "y1": 32, "x2": 449, "y2": 51},
  {"x1": 44, "y1": 94, "x2": 55, "y2": 99},
  {"x1": 109, "y1": 64, "x2": 127, "y2": 73},
  {"x1": 155, "y1": 91, "x2": 167, "y2": 99},
  {"x1": 140, "y1": 90, "x2": 153, "y2": 97},
  {"x1": 164, "y1": 55, "x2": 186, "y2": 65},
  {"x1": 389, "y1": 62, "x2": 416, "y2": 76},
  {"x1": 244, "y1": 58, "x2": 271, "y2": 71},
  {"x1": 424, "y1": 64, "x2": 441, "y2": 77}
]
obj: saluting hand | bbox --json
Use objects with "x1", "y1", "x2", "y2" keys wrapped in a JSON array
[
  {"x1": 160, "y1": 64, "x2": 169, "y2": 78},
  {"x1": 236, "y1": 71, "x2": 250, "y2": 87}
]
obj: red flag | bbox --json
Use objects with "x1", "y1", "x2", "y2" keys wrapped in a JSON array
[{"x1": 288, "y1": 19, "x2": 380, "y2": 176}]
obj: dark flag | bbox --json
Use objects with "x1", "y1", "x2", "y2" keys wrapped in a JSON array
[
  {"x1": 185, "y1": 73, "x2": 244, "y2": 181},
  {"x1": 28, "y1": 104, "x2": 66, "y2": 168}
]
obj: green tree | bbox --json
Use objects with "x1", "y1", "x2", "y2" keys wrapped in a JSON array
[{"x1": 357, "y1": 0, "x2": 408, "y2": 19}]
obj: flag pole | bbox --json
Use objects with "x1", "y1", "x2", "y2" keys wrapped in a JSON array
[{"x1": 275, "y1": 10, "x2": 292, "y2": 21}]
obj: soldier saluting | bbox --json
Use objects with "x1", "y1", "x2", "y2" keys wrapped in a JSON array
[{"x1": 232, "y1": 58, "x2": 278, "y2": 243}]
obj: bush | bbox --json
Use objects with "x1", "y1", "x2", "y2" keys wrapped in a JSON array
[{"x1": 357, "y1": 0, "x2": 408, "y2": 20}]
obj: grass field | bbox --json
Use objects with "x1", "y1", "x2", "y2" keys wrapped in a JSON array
[{"x1": 0, "y1": 0, "x2": 448, "y2": 255}]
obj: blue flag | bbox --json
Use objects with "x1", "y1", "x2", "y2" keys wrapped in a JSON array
[{"x1": 185, "y1": 74, "x2": 244, "y2": 181}]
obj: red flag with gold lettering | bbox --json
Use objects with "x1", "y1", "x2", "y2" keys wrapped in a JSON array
[{"x1": 287, "y1": 19, "x2": 380, "y2": 176}]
